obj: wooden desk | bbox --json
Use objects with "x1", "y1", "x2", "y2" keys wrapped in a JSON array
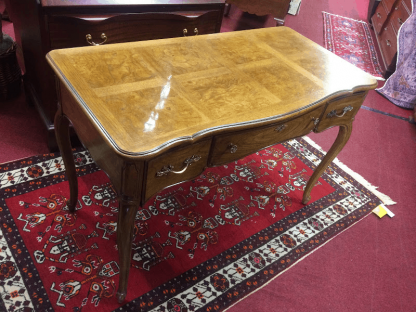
[{"x1": 46, "y1": 27, "x2": 377, "y2": 303}]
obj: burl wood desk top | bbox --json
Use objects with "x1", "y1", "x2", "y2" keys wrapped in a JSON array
[{"x1": 47, "y1": 26, "x2": 377, "y2": 302}]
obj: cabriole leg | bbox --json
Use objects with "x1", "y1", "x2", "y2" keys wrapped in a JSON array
[
  {"x1": 302, "y1": 123, "x2": 353, "y2": 204},
  {"x1": 54, "y1": 108, "x2": 78, "y2": 212}
]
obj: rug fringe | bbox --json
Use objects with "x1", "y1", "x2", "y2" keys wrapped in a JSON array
[
  {"x1": 322, "y1": 11, "x2": 367, "y2": 24},
  {"x1": 303, "y1": 136, "x2": 397, "y2": 206}
]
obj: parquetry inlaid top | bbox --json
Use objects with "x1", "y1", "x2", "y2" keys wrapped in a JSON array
[{"x1": 46, "y1": 27, "x2": 377, "y2": 156}]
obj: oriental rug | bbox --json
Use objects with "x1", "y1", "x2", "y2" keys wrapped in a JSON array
[
  {"x1": 0, "y1": 137, "x2": 392, "y2": 312},
  {"x1": 323, "y1": 12, "x2": 384, "y2": 79}
]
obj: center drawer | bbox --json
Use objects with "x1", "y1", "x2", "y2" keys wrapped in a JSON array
[
  {"x1": 209, "y1": 107, "x2": 324, "y2": 166},
  {"x1": 145, "y1": 139, "x2": 212, "y2": 201},
  {"x1": 48, "y1": 11, "x2": 222, "y2": 50}
]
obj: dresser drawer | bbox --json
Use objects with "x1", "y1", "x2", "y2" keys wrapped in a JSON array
[
  {"x1": 145, "y1": 139, "x2": 212, "y2": 201},
  {"x1": 209, "y1": 108, "x2": 323, "y2": 166},
  {"x1": 379, "y1": 22, "x2": 398, "y2": 67},
  {"x1": 390, "y1": 1, "x2": 410, "y2": 33},
  {"x1": 315, "y1": 92, "x2": 366, "y2": 132},
  {"x1": 372, "y1": 2, "x2": 388, "y2": 34},
  {"x1": 403, "y1": 0, "x2": 412, "y2": 11},
  {"x1": 48, "y1": 11, "x2": 221, "y2": 50},
  {"x1": 382, "y1": 0, "x2": 396, "y2": 13}
]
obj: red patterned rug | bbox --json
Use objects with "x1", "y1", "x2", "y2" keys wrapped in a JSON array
[
  {"x1": 323, "y1": 12, "x2": 384, "y2": 79},
  {"x1": 0, "y1": 137, "x2": 392, "y2": 311}
]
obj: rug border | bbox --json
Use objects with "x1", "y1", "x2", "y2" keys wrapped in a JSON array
[
  {"x1": 224, "y1": 135, "x2": 394, "y2": 311},
  {"x1": 224, "y1": 211, "x2": 373, "y2": 312}
]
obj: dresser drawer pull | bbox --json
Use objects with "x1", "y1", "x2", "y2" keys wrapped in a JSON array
[
  {"x1": 86, "y1": 33, "x2": 108, "y2": 46},
  {"x1": 398, "y1": 17, "x2": 403, "y2": 24},
  {"x1": 275, "y1": 124, "x2": 287, "y2": 132},
  {"x1": 228, "y1": 143, "x2": 238, "y2": 154},
  {"x1": 183, "y1": 28, "x2": 199, "y2": 37},
  {"x1": 377, "y1": 12, "x2": 382, "y2": 18},
  {"x1": 386, "y1": 39, "x2": 391, "y2": 46},
  {"x1": 156, "y1": 155, "x2": 202, "y2": 177},
  {"x1": 327, "y1": 106, "x2": 353, "y2": 118}
]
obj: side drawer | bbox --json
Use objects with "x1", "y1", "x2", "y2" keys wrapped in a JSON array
[
  {"x1": 315, "y1": 92, "x2": 366, "y2": 132},
  {"x1": 372, "y1": 2, "x2": 389, "y2": 34},
  {"x1": 48, "y1": 11, "x2": 222, "y2": 50},
  {"x1": 209, "y1": 107, "x2": 324, "y2": 166},
  {"x1": 379, "y1": 22, "x2": 398, "y2": 67},
  {"x1": 145, "y1": 139, "x2": 212, "y2": 201}
]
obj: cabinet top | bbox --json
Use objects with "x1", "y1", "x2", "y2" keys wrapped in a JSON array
[
  {"x1": 47, "y1": 27, "x2": 377, "y2": 156},
  {"x1": 41, "y1": 0, "x2": 225, "y2": 7}
]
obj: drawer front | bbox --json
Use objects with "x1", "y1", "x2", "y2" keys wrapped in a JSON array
[
  {"x1": 315, "y1": 92, "x2": 366, "y2": 132},
  {"x1": 403, "y1": 0, "x2": 412, "y2": 11},
  {"x1": 390, "y1": 1, "x2": 410, "y2": 33},
  {"x1": 145, "y1": 139, "x2": 212, "y2": 201},
  {"x1": 382, "y1": 0, "x2": 396, "y2": 13},
  {"x1": 48, "y1": 11, "x2": 221, "y2": 50},
  {"x1": 372, "y1": 2, "x2": 388, "y2": 34},
  {"x1": 209, "y1": 108, "x2": 324, "y2": 166},
  {"x1": 379, "y1": 22, "x2": 398, "y2": 67}
]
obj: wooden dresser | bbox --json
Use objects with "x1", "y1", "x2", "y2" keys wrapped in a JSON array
[
  {"x1": 8, "y1": 0, "x2": 225, "y2": 150},
  {"x1": 371, "y1": 0, "x2": 412, "y2": 77}
]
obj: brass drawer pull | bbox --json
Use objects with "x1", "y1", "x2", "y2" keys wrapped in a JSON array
[
  {"x1": 156, "y1": 155, "x2": 202, "y2": 177},
  {"x1": 228, "y1": 143, "x2": 238, "y2": 154},
  {"x1": 275, "y1": 124, "x2": 287, "y2": 132},
  {"x1": 311, "y1": 117, "x2": 320, "y2": 125},
  {"x1": 327, "y1": 106, "x2": 353, "y2": 118},
  {"x1": 398, "y1": 17, "x2": 403, "y2": 24},
  {"x1": 386, "y1": 39, "x2": 391, "y2": 46},
  {"x1": 183, "y1": 28, "x2": 199, "y2": 37},
  {"x1": 377, "y1": 12, "x2": 381, "y2": 18},
  {"x1": 86, "y1": 33, "x2": 108, "y2": 46}
]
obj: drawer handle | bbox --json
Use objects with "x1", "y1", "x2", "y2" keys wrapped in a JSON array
[
  {"x1": 275, "y1": 124, "x2": 287, "y2": 132},
  {"x1": 86, "y1": 33, "x2": 108, "y2": 46},
  {"x1": 398, "y1": 17, "x2": 403, "y2": 24},
  {"x1": 327, "y1": 106, "x2": 354, "y2": 118},
  {"x1": 228, "y1": 143, "x2": 238, "y2": 154},
  {"x1": 377, "y1": 12, "x2": 381, "y2": 18},
  {"x1": 156, "y1": 155, "x2": 202, "y2": 177},
  {"x1": 386, "y1": 39, "x2": 391, "y2": 46},
  {"x1": 183, "y1": 28, "x2": 199, "y2": 37}
]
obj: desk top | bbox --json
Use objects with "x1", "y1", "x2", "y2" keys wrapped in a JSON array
[{"x1": 47, "y1": 27, "x2": 377, "y2": 156}]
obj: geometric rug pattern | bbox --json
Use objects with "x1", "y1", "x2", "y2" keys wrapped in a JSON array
[{"x1": 323, "y1": 11, "x2": 384, "y2": 79}]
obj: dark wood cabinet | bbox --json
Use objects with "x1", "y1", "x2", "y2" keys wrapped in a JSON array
[
  {"x1": 371, "y1": 0, "x2": 411, "y2": 77},
  {"x1": 9, "y1": 0, "x2": 225, "y2": 151}
]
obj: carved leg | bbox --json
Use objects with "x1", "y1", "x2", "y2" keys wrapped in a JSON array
[
  {"x1": 116, "y1": 197, "x2": 138, "y2": 303},
  {"x1": 302, "y1": 123, "x2": 353, "y2": 204},
  {"x1": 116, "y1": 163, "x2": 141, "y2": 303},
  {"x1": 54, "y1": 108, "x2": 78, "y2": 212}
]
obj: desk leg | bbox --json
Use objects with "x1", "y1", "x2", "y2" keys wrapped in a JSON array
[
  {"x1": 54, "y1": 109, "x2": 78, "y2": 212},
  {"x1": 116, "y1": 163, "x2": 141, "y2": 303},
  {"x1": 302, "y1": 123, "x2": 353, "y2": 204},
  {"x1": 116, "y1": 198, "x2": 138, "y2": 303}
]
